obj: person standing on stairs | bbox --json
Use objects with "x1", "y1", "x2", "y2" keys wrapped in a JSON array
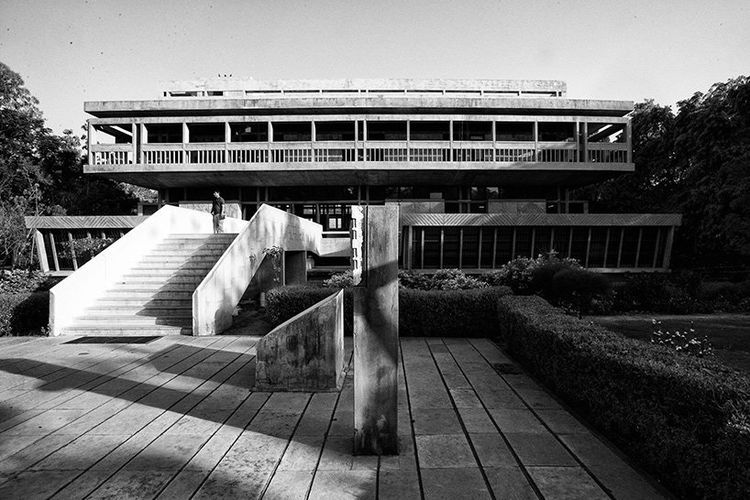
[{"x1": 211, "y1": 190, "x2": 225, "y2": 233}]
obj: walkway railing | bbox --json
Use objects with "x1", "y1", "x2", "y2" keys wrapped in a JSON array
[{"x1": 91, "y1": 140, "x2": 629, "y2": 166}]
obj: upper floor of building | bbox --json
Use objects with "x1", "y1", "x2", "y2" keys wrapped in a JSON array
[{"x1": 84, "y1": 78, "x2": 634, "y2": 189}]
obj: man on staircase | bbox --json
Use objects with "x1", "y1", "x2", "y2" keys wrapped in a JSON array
[{"x1": 211, "y1": 190, "x2": 225, "y2": 233}]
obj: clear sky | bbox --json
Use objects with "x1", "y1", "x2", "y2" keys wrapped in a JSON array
[{"x1": 1, "y1": 0, "x2": 748, "y2": 133}]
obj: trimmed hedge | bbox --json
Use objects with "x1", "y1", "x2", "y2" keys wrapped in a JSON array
[
  {"x1": 265, "y1": 285, "x2": 512, "y2": 337},
  {"x1": 266, "y1": 286, "x2": 354, "y2": 335},
  {"x1": 497, "y1": 295, "x2": 750, "y2": 500},
  {"x1": 0, "y1": 292, "x2": 49, "y2": 336},
  {"x1": 400, "y1": 286, "x2": 511, "y2": 336}
]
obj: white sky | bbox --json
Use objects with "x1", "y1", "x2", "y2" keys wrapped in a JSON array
[{"x1": 1, "y1": 0, "x2": 748, "y2": 133}]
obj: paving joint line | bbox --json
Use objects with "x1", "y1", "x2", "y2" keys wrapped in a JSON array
[
  {"x1": 441, "y1": 339, "x2": 544, "y2": 500},
  {"x1": 77, "y1": 336, "x2": 250, "y2": 499},
  {"x1": 425, "y1": 339, "x2": 496, "y2": 500},
  {"x1": 398, "y1": 341, "x2": 426, "y2": 500},
  {"x1": 304, "y1": 349, "x2": 353, "y2": 500},
  {"x1": 40, "y1": 335, "x2": 242, "y2": 499}
]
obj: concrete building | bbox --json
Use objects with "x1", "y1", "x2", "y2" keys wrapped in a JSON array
[{"x1": 35, "y1": 78, "x2": 681, "y2": 274}]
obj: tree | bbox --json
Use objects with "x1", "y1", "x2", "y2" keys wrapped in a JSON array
[
  {"x1": 671, "y1": 76, "x2": 750, "y2": 267},
  {"x1": 574, "y1": 100, "x2": 678, "y2": 213},
  {"x1": 0, "y1": 61, "x2": 140, "y2": 267}
]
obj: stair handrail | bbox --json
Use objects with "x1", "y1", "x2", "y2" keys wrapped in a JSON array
[
  {"x1": 48, "y1": 205, "x2": 234, "y2": 336},
  {"x1": 192, "y1": 204, "x2": 322, "y2": 336}
]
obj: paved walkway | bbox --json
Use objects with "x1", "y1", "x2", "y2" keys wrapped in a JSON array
[{"x1": 0, "y1": 335, "x2": 666, "y2": 499}]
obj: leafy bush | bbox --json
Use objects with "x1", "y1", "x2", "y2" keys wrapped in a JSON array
[
  {"x1": 323, "y1": 270, "x2": 356, "y2": 288},
  {"x1": 486, "y1": 253, "x2": 609, "y2": 315},
  {"x1": 266, "y1": 284, "x2": 511, "y2": 337},
  {"x1": 650, "y1": 319, "x2": 713, "y2": 357},
  {"x1": 498, "y1": 295, "x2": 750, "y2": 499},
  {"x1": 0, "y1": 292, "x2": 48, "y2": 336},
  {"x1": 61, "y1": 237, "x2": 114, "y2": 264},
  {"x1": 398, "y1": 269, "x2": 488, "y2": 291},
  {"x1": 0, "y1": 269, "x2": 54, "y2": 294}
]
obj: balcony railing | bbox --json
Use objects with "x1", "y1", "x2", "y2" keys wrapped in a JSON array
[{"x1": 90, "y1": 140, "x2": 629, "y2": 166}]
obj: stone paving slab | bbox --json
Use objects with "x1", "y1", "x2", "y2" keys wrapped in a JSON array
[{"x1": 0, "y1": 335, "x2": 668, "y2": 499}]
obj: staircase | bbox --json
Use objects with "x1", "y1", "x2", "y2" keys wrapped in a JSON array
[{"x1": 59, "y1": 233, "x2": 237, "y2": 336}]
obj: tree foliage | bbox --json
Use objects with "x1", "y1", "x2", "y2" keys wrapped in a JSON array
[
  {"x1": 0, "y1": 62, "x2": 139, "y2": 267},
  {"x1": 577, "y1": 76, "x2": 750, "y2": 269}
]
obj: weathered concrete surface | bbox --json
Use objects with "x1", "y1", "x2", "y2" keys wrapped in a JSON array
[
  {"x1": 0, "y1": 335, "x2": 667, "y2": 500},
  {"x1": 354, "y1": 204, "x2": 400, "y2": 455},
  {"x1": 284, "y1": 250, "x2": 307, "y2": 286},
  {"x1": 192, "y1": 204, "x2": 321, "y2": 336},
  {"x1": 255, "y1": 290, "x2": 344, "y2": 392}
]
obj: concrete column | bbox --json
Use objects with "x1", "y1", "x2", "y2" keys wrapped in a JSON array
[
  {"x1": 354, "y1": 204, "x2": 399, "y2": 455},
  {"x1": 34, "y1": 230, "x2": 49, "y2": 273},
  {"x1": 284, "y1": 251, "x2": 307, "y2": 285}
]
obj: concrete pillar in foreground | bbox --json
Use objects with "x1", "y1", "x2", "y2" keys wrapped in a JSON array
[{"x1": 353, "y1": 204, "x2": 399, "y2": 455}]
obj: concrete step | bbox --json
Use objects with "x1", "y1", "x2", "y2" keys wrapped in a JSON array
[
  {"x1": 103, "y1": 290, "x2": 193, "y2": 299},
  {"x1": 130, "y1": 262, "x2": 216, "y2": 271},
  {"x1": 124, "y1": 268, "x2": 212, "y2": 277},
  {"x1": 84, "y1": 307, "x2": 192, "y2": 316},
  {"x1": 59, "y1": 325, "x2": 191, "y2": 336},
  {"x1": 138, "y1": 256, "x2": 222, "y2": 265},
  {"x1": 153, "y1": 242, "x2": 232, "y2": 251},
  {"x1": 71, "y1": 316, "x2": 192, "y2": 327},
  {"x1": 93, "y1": 298, "x2": 192, "y2": 308},
  {"x1": 112, "y1": 276, "x2": 205, "y2": 285},
  {"x1": 141, "y1": 251, "x2": 225, "y2": 259},
  {"x1": 106, "y1": 283, "x2": 198, "y2": 292},
  {"x1": 167, "y1": 233, "x2": 237, "y2": 239}
]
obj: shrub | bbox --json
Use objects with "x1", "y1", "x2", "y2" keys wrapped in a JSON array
[
  {"x1": 400, "y1": 286, "x2": 511, "y2": 336},
  {"x1": 398, "y1": 270, "x2": 434, "y2": 290},
  {"x1": 0, "y1": 292, "x2": 49, "y2": 336},
  {"x1": 62, "y1": 237, "x2": 114, "y2": 264},
  {"x1": 544, "y1": 267, "x2": 610, "y2": 316},
  {"x1": 323, "y1": 270, "x2": 356, "y2": 288},
  {"x1": 0, "y1": 269, "x2": 51, "y2": 294},
  {"x1": 266, "y1": 284, "x2": 512, "y2": 337},
  {"x1": 498, "y1": 295, "x2": 750, "y2": 499},
  {"x1": 398, "y1": 269, "x2": 488, "y2": 291}
]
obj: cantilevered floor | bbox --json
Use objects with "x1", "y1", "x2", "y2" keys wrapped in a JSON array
[{"x1": 0, "y1": 336, "x2": 665, "y2": 499}]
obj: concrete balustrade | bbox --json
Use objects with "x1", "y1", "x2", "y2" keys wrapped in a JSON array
[
  {"x1": 192, "y1": 204, "x2": 322, "y2": 336},
  {"x1": 49, "y1": 205, "x2": 246, "y2": 336}
]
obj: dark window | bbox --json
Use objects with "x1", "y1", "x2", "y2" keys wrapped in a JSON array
[
  {"x1": 533, "y1": 227, "x2": 553, "y2": 256},
  {"x1": 147, "y1": 124, "x2": 182, "y2": 143},
  {"x1": 453, "y1": 121, "x2": 492, "y2": 141},
  {"x1": 410, "y1": 121, "x2": 449, "y2": 141},
  {"x1": 443, "y1": 228, "x2": 460, "y2": 268},
  {"x1": 570, "y1": 227, "x2": 589, "y2": 262},
  {"x1": 588, "y1": 228, "x2": 608, "y2": 267},
  {"x1": 496, "y1": 122, "x2": 533, "y2": 141},
  {"x1": 619, "y1": 228, "x2": 640, "y2": 267},
  {"x1": 462, "y1": 227, "x2": 480, "y2": 268},
  {"x1": 605, "y1": 228, "x2": 621, "y2": 267},
  {"x1": 538, "y1": 122, "x2": 575, "y2": 142},
  {"x1": 496, "y1": 228, "x2": 514, "y2": 265},
  {"x1": 273, "y1": 122, "x2": 311, "y2": 141},
  {"x1": 554, "y1": 227, "x2": 572, "y2": 258},
  {"x1": 316, "y1": 121, "x2": 355, "y2": 141},
  {"x1": 480, "y1": 228, "x2": 495, "y2": 268},
  {"x1": 230, "y1": 122, "x2": 268, "y2": 142},
  {"x1": 188, "y1": 123, "x2": 224, "y2": 143},
  {"x1": 367, "y1": 121, "x2": 407, "y2": 141},
  {"x1": 638, "y1": 227, "x2": 659, "y2": 268},
  {"x1": 422, "y1": 227, "x2": 441, "y2": 269},
  {"x1": 515, "y1": 227, "x2": 532, "y2": 258}
]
